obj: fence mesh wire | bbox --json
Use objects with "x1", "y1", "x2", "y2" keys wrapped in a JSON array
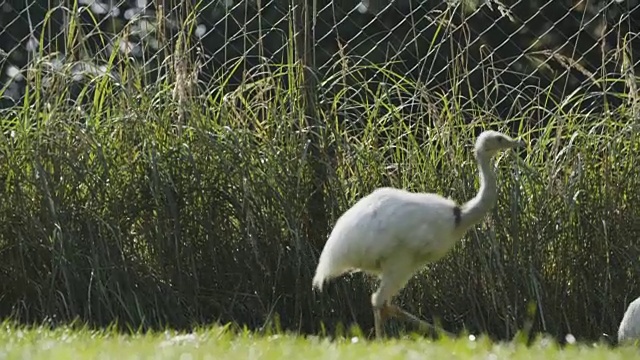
[{"x1": 0, "y1": 0, "x2": 639, "y2": 120}]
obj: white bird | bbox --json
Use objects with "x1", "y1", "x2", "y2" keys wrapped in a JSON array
[
  {"x1": 312, "y1": 130, "x2": 525, "y2": 339},
  {"x1": 618, "y1": 296, "x2": 640, "y2": 344}
]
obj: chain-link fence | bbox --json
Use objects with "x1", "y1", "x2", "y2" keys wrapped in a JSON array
[{"x1": 0, "y1": 0, "x2": 639, "y2": 118}]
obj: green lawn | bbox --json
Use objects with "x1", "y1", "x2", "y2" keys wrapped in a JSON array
[{"x1": 1, "y1": 324, "x2": 638, "y2": 359}]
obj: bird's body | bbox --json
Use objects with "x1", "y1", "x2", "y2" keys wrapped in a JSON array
[
  {"x1": 312, "y1": 130, "x2": 526, "y2": 338},
  {"x1": 313, "y1": 187, "x2": 462, "y2": 286},
  {"x1": 618, "y1": 296, "x2": 640, "y2": 344}
]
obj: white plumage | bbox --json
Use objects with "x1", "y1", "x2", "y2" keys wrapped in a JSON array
[
  {"x1": 312, "y1": 130, "x2": 525, "y2": 338},
  {"x1": 618, "y1": 296, "x2": 640, "y2": 344},
  {"x1": 313, "y1": 188, "x2": 461, "y2": 286}
]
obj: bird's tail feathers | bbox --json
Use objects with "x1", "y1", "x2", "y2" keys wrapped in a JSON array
[
  {"x1": 312, "y1": 253, "x2": 342, "y2": 291},
  {"x1": 312, "y1": 272, "x2": 327, "y2": 291},
  {"x1": 312, "y1": 232, "x2": 352, "y2": 291}
]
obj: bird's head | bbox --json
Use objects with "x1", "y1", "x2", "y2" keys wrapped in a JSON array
[{"x1": 474, "y1": 130, "x2": 525, "y2": 157}]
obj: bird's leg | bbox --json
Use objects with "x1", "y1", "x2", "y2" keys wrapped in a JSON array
[
  {"x1": 371, "y1": 271, "x2": 413, "y2": 339},
  {"x1": 379, "y1": 302, "x2": 394, "y2": 319},
  {"x1": 373, "y1": 304, "x2": 385, "y2": 339},
  {"x1": 386, "y1": 304, "x2": 454, "y2": 338},
  {"x1": 372, "y1": 294, "x2": 392, "y2": 339},
  {"x1": 373, "y1": 301, "x2": 397, "y2": 338}
]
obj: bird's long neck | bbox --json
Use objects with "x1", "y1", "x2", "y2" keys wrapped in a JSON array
[{"x1": 457, "y1": 152, "x2": 497, "y2": 233}]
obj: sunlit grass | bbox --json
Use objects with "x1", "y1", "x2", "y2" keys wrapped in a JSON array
[{"x1": 0, "y1": 323, "x2": 638, "y2": 360}]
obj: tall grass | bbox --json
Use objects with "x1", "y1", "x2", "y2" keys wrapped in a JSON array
[{"x1": 1, "y1": 7, "x2": 639, "y2": 344}]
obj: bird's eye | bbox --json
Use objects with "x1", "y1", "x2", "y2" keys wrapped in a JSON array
[{"x1": 498, "y1": 138, "x2": 503, "y2": 142}]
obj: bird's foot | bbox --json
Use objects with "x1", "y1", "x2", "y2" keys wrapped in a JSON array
[
  {"x1": 386, "y1": 304, "x2": 455, "y2": 338},
  {"x1": 379, "y1": 303, "x2": 394, "y2": 320}
]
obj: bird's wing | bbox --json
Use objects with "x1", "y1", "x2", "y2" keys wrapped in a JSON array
[{"x1": 330, "y1": 190, "x2": 458, "y2": 270}]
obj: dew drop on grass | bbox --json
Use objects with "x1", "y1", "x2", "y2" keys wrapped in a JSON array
[
  {"x1": 565, "y1": 333, "x2": 576, "y2": 345},
  {"x1": 539, "y1": 337, "x2": 552, "y2": 348}
]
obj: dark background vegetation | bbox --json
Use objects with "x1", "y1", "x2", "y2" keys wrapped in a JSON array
[{"x1": 0, "y1": 0, "x2": 639, "y2": 344}]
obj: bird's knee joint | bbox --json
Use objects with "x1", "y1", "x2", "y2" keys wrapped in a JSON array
[{"x1": 371, "y1": 293, "x2": 386, "y2": 308}]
